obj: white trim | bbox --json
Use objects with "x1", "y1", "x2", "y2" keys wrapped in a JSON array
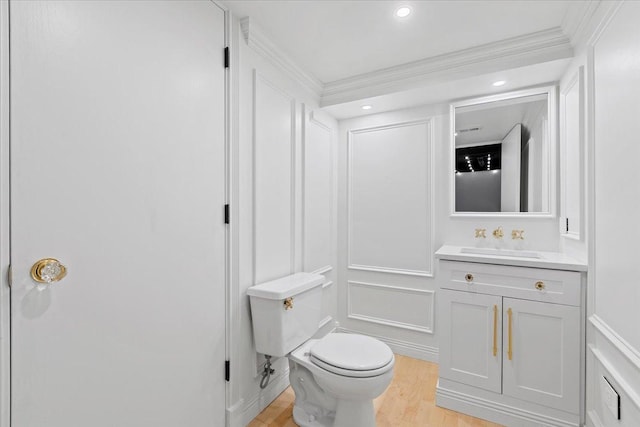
[
  {"x1": 347, "y1": 264, "x2": 432, "y2": 278},
  {"x1": 240, "y1": 17, "x2": 322, "y2": 100},
  {"x1": 321, "y1": 281, "x2": 333, "y2": 290},
  {"x1": 586, "y1": 410, "x2": 606, "y2": 427},
  {"x1": 436, "y1": 385, "x2": 579, "y2": 427},
  {"x1": 450, "y1": 85, "x2": 558, "y2": 218},
  {"x1": 308, "y1": 110, "x2": 332, "y2": 132},
  {"x1": 346, "y1": 281, "x2": 434, "y2": 334},
  {"x1": 347, "y1": 119, "x2": 434, "y2": 277},
  {"x1": 321, "y1": 27, "x2": 572, "y2": 107},
  {"x1": 336, "y1": 327, "x2": 438, "y2": 362},
  {"x1": 318, "y1": 316, "x2": 332, "y2": 329},
  {"x1": 228, "y1": 368, "x2": 291, "y2": 427},
  {"x1": 312, "y1": 265, "x2": 332, "y2": 275},
  {"x1": 0, "y1": 0, "x2": 10, "y2": 425},
  {"x1": 589, "y1": 344, "x2": 640, "y2": 410},
  {"x1": 561, "y1": 1, "x2": 604, "y2": 49},
  {"x1": 559, "y1": 67, "x2": 585, "y2": 241},
  {"x1": 590, "y1": 314, "x2": 640, "y2": 373}
]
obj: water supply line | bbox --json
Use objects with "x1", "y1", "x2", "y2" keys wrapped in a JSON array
[{"x1": 259, "y1": 355, "x2": 275, "y2": 389}]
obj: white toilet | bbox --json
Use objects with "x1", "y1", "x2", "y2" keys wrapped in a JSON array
[{"x1": 247, "y1": 272, "x2": 395, "y2": 427}]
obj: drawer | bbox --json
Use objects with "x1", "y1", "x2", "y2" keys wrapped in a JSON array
[{"x1": 439, "y1": 260, "x2": 582, "y2": 306}]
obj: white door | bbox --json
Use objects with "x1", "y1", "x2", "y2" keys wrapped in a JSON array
[
  {"x1": 502, "y1": 298, "x2": 580, "y2": 413},
  {"x1": 438, "y1": 289, "x2": 502, "y2": 393},
  {"x1": 10, "y1": 2, "x2": 227, "y2": 426}
]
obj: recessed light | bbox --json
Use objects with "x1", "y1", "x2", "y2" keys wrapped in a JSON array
[
  {"x1": 454, "y1": 132, "x2": 458, "y2": 136},
  {"x1": 493, "y1": 80, "x2": 506, "y2": 87},
  {"x1": 395, "y1": 6, "x2": 411, "y2": 18},
  {"x1": 361, "y1": 105, "x2": 372, "y2": 110}
]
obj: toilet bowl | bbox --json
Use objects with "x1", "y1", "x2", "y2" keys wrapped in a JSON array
[
  {"x1": 288, "y1": 333, "x2": 394, "y2": 427},
  {"x1": 246, "y1": 273, "x2": 395, "y2": 427}
]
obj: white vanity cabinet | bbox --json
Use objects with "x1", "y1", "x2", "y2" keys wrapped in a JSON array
[{"x1": 435, "y1": 246, "x2": 587, "y2": 427}]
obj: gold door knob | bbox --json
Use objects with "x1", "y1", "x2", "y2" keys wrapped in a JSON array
[
  {"x1": 465, "y1": 273, "x2": 474, "y2": 283},
  {"x1": 535, "y1": 281, "x2": 545, "y2": 291},
  {"x1": 30, "y1": 258, "x2": 67, "y2": 284},
  {"x1": 283, "y1": 297, "x2": 294, "y2": 310}
]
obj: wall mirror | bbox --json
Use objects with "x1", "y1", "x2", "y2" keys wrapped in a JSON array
[{"x1": 451, "y1": 86, "x2": 556, "y2": 216}]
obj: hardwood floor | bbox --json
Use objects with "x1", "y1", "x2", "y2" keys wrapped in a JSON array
[{"x1": 248, "y1": 354, "x2": 503, "y2": 427}]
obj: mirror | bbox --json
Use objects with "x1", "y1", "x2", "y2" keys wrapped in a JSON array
[{"x1": 451, "y1": 86, "x2": 556, "y2": 216}]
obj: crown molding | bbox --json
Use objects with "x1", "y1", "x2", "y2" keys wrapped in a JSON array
[
  {"x1": 320, "y1": 27, "x2": 573, "y2": 107},
  {"x1": 240, "y1": 17, "x2": 323, "y2": 99}
]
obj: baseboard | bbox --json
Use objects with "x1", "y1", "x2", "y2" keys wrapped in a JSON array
[
  {"x1": 227, "y1": 368, "x2": 291, "y2": 427},
  {"x1": 336, "y1": 327, "x2": 438, "y2": 362},
  {"x1": 436, "y1": 383, "x2": 579, "y2": 427}
]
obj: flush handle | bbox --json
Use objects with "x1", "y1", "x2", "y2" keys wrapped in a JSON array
[
  {"x1": 30, "y1": 258, "x2": 67, "y2": 284},
  {"x1": 283, "y1": 297, "x2": 294, "y2": 310}
]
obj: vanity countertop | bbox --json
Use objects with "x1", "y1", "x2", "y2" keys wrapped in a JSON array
[{"x1": 436, "y1": 245, "x2": 588, "y2": 272}]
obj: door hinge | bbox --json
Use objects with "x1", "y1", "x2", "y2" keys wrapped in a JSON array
[
  {"x1": 224, "y1": 47, "x2": 229, "y2": 68},
  {"x1": 225, "y1": 360, "x2": 230, "y2": 382},
  {"x1": 224, "y1": 204, "x2": 230, "y2": 224},
  {"x1": 7, "y1": 264, "x2": 11, "y2": 288},
  {"x1": 566, "y1": 217, "x2": 569, "y2": 233}
]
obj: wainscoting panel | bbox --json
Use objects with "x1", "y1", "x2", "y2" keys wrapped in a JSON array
[
  {"x1": 303, "y1": 111, "x2": 333, "y2": 273},
  {"x1": 253, "y1": 71, "x2": 296, "y2": 284},
  {"x1": 347, "y1": 280, "x2": 434, "y2": 333},
  {"x1": 347, "y1": 120, "x2": 433, "y2": 276}
]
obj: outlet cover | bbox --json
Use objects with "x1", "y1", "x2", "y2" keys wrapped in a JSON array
[{"x1": 601, "y1": 376, "x2": 621, "y2": 420}]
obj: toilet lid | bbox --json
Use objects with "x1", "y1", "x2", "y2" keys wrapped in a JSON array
[{"x1": 310, "y1": 333, "x2": 393, "y2": 374}]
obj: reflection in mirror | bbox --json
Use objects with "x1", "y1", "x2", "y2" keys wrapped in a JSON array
[{"x1": 453, "y1": 89, "x2": 552, "y2": 214}]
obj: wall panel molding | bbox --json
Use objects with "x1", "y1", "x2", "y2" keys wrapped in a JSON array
[
  {"x1": 347, "y1": 119, "x2": 434, "y2": 277},
  {"x1": 337, "y1": 327, "x2": 438, "y2": 362},
  {"x1": 252, "y1": 71, "x2": 296, "y2": 284},
  {"x1": 590, "y1": 314, "x2": 640, "y2": 373},
  {"x1": 302, "y1": 109, "x2": 334, "y2": 273},
  {"x1": 347, "y1": 281, "x2": 434, "y2": 334}
]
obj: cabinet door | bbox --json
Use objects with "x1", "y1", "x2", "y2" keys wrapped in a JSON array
[
  {"x1": 438, "y1": 289, "x2": 502, "y2": 393},
  {"x1": 502, "y1": 298, "x2": 580, "y2": 413}
]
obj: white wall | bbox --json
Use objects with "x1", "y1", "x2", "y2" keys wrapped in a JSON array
[
  {"x1": 227, "y1": 16, "x2": 338, "y2": 427},
  {"x1": 337, "y1": 105, "x2": 561, "y2": 362},
  {"x1": 583, "y1": 2, "x2": 640, "y2": 426}
]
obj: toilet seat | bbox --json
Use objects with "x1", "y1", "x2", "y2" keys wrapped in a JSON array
[{"x1": 309, "y1": 333, "x2": 394, "y2": 378}]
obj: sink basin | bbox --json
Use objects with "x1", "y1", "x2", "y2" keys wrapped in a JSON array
[{"x1": 460, "y1": 247, "x2": 542, "y2": 259}]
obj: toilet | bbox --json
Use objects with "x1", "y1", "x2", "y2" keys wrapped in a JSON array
[{"x1": 247, "y1": 272, "x2": 395, "y2": 427}]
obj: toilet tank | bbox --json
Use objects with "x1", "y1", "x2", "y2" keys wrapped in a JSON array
[{"x1": 247, "y1": 272, "x2": 325, "y2": 357}]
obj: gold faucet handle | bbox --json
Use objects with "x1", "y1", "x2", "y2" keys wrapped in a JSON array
[
  {"x1": 492, "y1": 226, "x2": 504, "y2": 239},
  {"x1": 474, "y1": 228, "x2": 486, "y2": 238},
  {"x1": 512, "y1": 229, "x2": 525, "y2": 240}
]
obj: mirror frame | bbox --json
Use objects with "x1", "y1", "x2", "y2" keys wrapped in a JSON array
[{"x1": 450, "y1": 85, "x2": 557, "y2": 218}]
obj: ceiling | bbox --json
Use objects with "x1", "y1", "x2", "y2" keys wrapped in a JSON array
[{"x1": 223, "y1": 0, "x2": 584, "y2": 118}]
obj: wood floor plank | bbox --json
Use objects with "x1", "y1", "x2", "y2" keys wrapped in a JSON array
[{"x1": 247, "y1": 355, "x2": 503, "y2": 427}]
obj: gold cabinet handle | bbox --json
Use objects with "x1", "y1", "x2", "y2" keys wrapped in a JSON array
[
  {"x1": 30, "y1": 258, "x2": 67, "y2": 284},
  {"x1": 493, "y1": 305, "x2": 498, "y2": 357},
  {"x1": 535, "y1": 281, "x2": 545, "y2": 290},
  {"x1": 283, "y1": 297, "x2": 294, "y2": 310},
  {"x1": 507, "y1": 308, "x2": 513, "y2": 361},
  {"x1": 465, "y1": 273, "x2": 474, "y2": 283}
]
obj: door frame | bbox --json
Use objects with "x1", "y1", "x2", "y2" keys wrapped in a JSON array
[
  {"x1": 0, "y1": 2, "x2": 233, "y2": 426},
  {"x1": 1, "y1": 0, "x2": 11, "y2": 426}
]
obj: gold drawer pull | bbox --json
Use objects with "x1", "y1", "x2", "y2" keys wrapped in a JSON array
[
  {"x1": 492, "y1": 305, "x2": 498, "y2": 357},
  {"x1": 507, "y1": 308, "x2": 513, "y2": 361},
  {"x1": 535, "y1": 281, "x2": 545, "y2": 291},
  {"x1": 465, "y1": 273, "x2": 474, "y2": 283}
]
